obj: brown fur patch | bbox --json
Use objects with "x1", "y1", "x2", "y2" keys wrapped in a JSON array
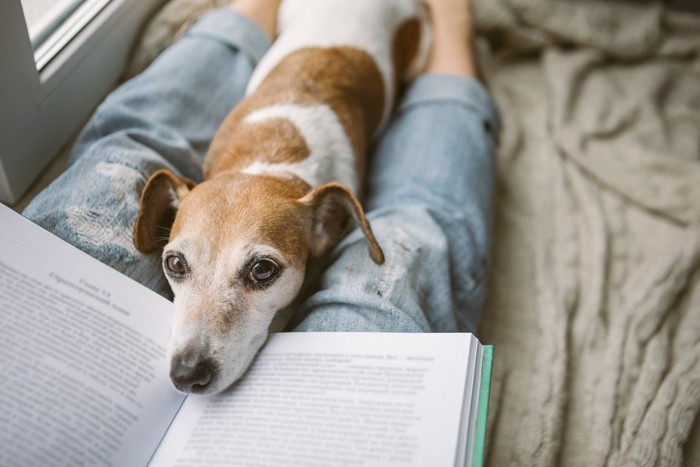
[
  {"x1": 171, "y1": 173, "x2": 313, "y2": 266},
  {"x1": 134, "y1": 170, "x2": 196, "y2": 253},
  {"x1": 392, "y1": 18, "x2": 422, "y2": 87},
  {"x1": 301, "y1": 183, "x2": 384, "y2": 264},
  {"x1": 204, "y1": 47, "x2": 385, "y2": 181},
  {"x1": 205, "y1": 117, "x2": 311, "y2": 175}
]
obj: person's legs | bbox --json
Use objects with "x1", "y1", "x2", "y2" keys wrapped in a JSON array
[
  {"x1": 24, "y1": 4, "x2": 276, "y2": 297},
  {"x1": 293, "y1": 0, "x2": 498, "y2": 333},
  {"x1": 292, "y1": 75, "x2": 499, "y2": 333}
]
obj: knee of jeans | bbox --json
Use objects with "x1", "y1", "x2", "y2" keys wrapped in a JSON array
[
  {"x1": 366, "y1": 205, "x2": 489, "y2": 301},
  {"x1": 342, "y1": 209, "x2": 449, "y2": 296},
  {"x1": 296, "y1": 221, "x2": 439, "y2": 333},
  {"x1": 348, "y1": 208, "x2": 447, "y2": 267},
  {"x1": 370, "y1": 204, "x2": 487, "y2": 261},
  {"x1": 25, "y1": 159, "x2": 149, "y2": 266}
]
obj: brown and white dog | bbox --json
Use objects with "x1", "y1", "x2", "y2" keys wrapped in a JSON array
[{"x1": 133, "y1": 0, "x2": 431, "y2": 394}]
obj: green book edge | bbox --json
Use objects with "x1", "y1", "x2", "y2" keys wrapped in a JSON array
[{"x1": 472, "y1": 345, "x2": 494, "y2": 467}]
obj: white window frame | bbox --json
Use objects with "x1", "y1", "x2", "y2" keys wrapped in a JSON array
[{"x1": 0, "y1": 0, "x2": 166, "y2": 205}]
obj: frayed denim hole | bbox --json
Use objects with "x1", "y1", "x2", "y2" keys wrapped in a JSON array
[
  {"x1": 62, "y1": 162, "x2": 148, "y2": 255},
  {"x1": 455, "y1": 254, "x2": 489, "y2": 309},
  {"x1": 373, "y1": 226, "x2": 422, "y2": 302}
]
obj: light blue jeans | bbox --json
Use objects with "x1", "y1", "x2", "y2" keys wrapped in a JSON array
[{"x1": 24, "y1": 9, "x2": 499, "y2": 333}]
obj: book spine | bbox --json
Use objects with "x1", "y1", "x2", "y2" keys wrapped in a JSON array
[{"x1": 471, "y1": 345, "x2": 494, "y2": 467}]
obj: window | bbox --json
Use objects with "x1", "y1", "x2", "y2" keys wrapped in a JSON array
[
  {"x1": 23, "y1": 0, "x2": 114, "y2": 71},
  {"x1": 0, "y1": 0, "x2": 165, "y2": 205}
]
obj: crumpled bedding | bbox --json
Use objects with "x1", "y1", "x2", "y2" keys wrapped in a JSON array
[
  {"x1": 474, "y1": 1, "x2": 700, "y2": 465},
  {"x1": 125, "y1": 1, "x2": 700, "y2": 465}
]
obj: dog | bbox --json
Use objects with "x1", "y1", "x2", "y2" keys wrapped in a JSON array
[{"x1": 133, "y1": 0, "x2": 431, "y2": 395}]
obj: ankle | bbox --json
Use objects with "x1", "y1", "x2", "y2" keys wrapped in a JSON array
[
  {"x1": 424, "y1": 1, "x2": 478, "y2": 77},
  {"x1": 230, "y1": 0, "x2": 281, "y2": 40}
]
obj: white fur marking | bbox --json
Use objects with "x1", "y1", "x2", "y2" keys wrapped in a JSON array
[
  {"x1": 241, "y1": 104, "x2": 358, "y2": 193},
  {"x1": 247, "y1": 0, "x2": 429, "y2": 131}
]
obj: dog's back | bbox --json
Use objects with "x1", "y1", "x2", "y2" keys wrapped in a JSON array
[
  {"x1": 248, "y1": 0, "x2": 432, "y2": 126},
  {"x1": 203, "y1": 0, "x2": 431, "y2": 188}
]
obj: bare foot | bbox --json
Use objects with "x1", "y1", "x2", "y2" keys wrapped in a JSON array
[
  {"x1": 230, "y1": 0, "x2": 282, "y2": 40},
  {"x1": 423, "y1": 0, "x2": 478, "y2": 78}
]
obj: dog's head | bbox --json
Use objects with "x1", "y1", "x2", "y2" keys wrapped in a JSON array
[{"x1": 133, "y1": 169, "x2": 383, "y2": 394}]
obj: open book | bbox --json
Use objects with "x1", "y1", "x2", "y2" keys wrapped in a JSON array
[{"x1": 0, "y1": 203, "x2": 493, "y2": 467}]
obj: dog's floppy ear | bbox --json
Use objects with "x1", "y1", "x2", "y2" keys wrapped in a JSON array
[
  {"x1": 133, "y1": 169, "x2": 196, "y2": 253},
  {"x1": 300, "y1": 182, "x2": 384, "y2": 264}
]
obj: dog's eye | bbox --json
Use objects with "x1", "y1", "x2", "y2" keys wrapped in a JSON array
[
  {"x1": 164, "y1": 254, "x2": 188, "y2": 277},
  {"x1": 249, "y1": 259, "x2": 278, "y2": 283}
]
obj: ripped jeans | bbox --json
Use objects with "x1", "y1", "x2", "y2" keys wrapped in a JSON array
[{"x1": 23, "y1": 8, "x2": 499, "y2": 333}]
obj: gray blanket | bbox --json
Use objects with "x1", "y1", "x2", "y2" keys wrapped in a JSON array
[
  {"x1": 476, "y1": 1, "x2": 700, "y2": 465},
  {"x1": 126, "y1": 1, "x2": 700, "y2": 465}
]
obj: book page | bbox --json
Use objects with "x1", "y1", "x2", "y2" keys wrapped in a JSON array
[
  {"x1": 463, "y1": 342, "x2": 484, "y2": 467},
  {"x1": 150, "y1": 333, "x2": 474, "y2": 467},
  {"x1": 0, "y1": 206, "x2": 184, "y2": 466}
]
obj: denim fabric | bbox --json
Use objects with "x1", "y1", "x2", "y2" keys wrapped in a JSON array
[
  {"x1": 294, "y1": 76, "x2": 498, "y2": 333},
  {"x1": 24, "y1": 9, "x2": 270, "y2": 298},
  {"x1": 23, "y1": 8, "x2": 498, "y2": 333}
]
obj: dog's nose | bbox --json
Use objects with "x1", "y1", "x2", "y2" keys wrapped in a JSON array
[{"x1": 170, "y1": 354, "x2": 217, "y2": 393}]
